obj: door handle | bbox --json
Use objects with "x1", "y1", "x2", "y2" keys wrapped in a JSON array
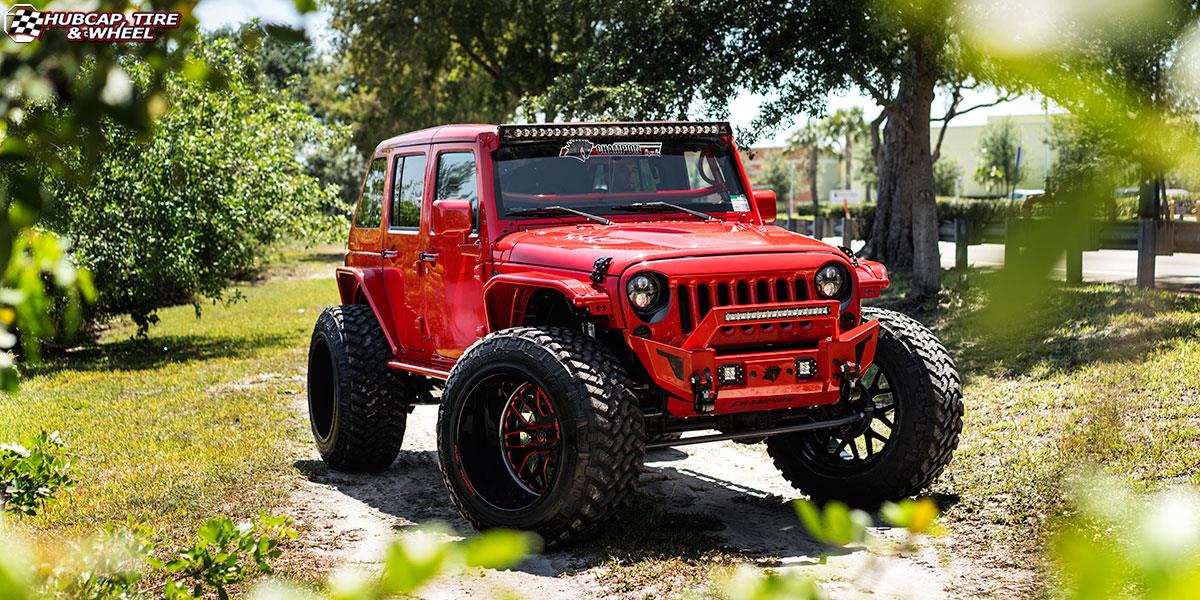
[
  {"x1": 419, "y1": 252, "x2": 439, "y2": 262},
  {"x1": 381, "y1": 249, "x2": 398, "y2": 259}
]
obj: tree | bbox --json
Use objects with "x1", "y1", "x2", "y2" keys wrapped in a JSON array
[
  {"x1": 545, "y1": 0, "x2": 1014, "y2": 299},
  {"x1": 760, "y1": 152, "x2": 795, "y2": 219},
  {"x1": 0, "y1": 0, "x2": 246, "y2": 384},
  {"x1": 40, "y1": 37, "x2": 342, "y2": 331},
  {"x1": 789, "y1": 122, "x2": 827, "y2": 215},
  {"x1": 319, "y1": 0, "x2": 604, "y2": 153},
  {"x1": 1047, "y1": 117, "x2": 1138, "y2": 195},
  {"x1": 821, "y1": 108, "x2": 868, "y2": 190},
  {"x1": 933, "y1": 159, "x2": 962, "y2": 197},
  {"x1": 973, "y1": 119, "x2": 1025, "y2": 197}
]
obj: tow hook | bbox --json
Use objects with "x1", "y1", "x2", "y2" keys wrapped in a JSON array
[
  {"x1": 690, "y1": 369, "x2": 716, "y2": 414},
  {"x1": 838, "y1": 361, "x2": 861, "y2": 404}
]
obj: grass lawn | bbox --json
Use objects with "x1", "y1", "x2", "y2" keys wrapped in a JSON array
[
  {"x1": 0, "y1": 248, "x2": 340, "y2": 548},
  {"x1": 887, "y1": 271, "x2": 1200, "y2": 568},
  {"x1": 2, "y1": 247, "x2": 1197, "y2": 596}
]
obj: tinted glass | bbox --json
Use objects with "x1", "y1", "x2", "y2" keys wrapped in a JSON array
[
  {"x1": 492, "y1": 138, "x2": 747, "y2": 218},
  {"x1": 355, "y1": 157, "x2": 386, "y2": 229},
  {"x1": 391, "y1": 154, "x2": 425, "y2": 229},
  {"x1": 437, "y1": 151, "x2": 478, "y2": 230}
]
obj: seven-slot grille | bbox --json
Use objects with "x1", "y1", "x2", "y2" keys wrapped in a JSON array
[{"x1": 676, "y1": 274, "x2": 810, "y2": 333}]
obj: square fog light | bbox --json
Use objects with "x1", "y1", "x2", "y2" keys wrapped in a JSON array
[
  {"x1": 717, "y1": 363, "x2": 744, "y2": 385},
  {"x1": 794, "y1": 358, "x2": 818, "y2": 380}
]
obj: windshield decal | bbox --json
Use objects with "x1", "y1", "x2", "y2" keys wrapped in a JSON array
[
  {"x1": 730, "y1": 194, "x2": 750, "y2": 212},
  {"x1": 559, "y1": 139, "x2": 662, "y2": 162}
]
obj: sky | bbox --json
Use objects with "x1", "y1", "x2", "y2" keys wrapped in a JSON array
[{"x1": 194, "y1": 0, "x2": 1060, "y2": 146}]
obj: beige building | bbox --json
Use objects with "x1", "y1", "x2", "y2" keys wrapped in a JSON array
[{"x1": 931, "y1": 113, "x2": 1058, "y2": 197}]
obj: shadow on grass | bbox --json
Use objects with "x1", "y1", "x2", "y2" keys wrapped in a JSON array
[
  {"x1": 26, "y1": 332, "x2": 293, "y2": 377},
  {"x1": 870, "y1": 269, "x2": 1200, "y2": 379}
]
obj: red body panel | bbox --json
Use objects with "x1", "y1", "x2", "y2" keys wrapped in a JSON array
[{"x1": 338, "y1": 122, "x2": 891, "y2": 419}]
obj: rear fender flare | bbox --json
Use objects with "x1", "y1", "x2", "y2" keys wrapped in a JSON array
[{"x1": 334, "y1": 267, "x2": 401, "y2": 355}]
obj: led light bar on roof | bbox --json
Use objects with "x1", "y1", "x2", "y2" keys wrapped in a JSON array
[{"x1": 498, "y1": 121, "x2": 732, "y2": 141}]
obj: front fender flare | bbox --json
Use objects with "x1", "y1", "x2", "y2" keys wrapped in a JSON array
[{"x1": 482, "y1": 272, "x2": 621, "y2": 331}]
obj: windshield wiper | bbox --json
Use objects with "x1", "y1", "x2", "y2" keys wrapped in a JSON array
[
  {"x1": 508, "y1": 206, "x2": 614, "y2": 225},
  {"x1": 611, "y1": 202, "x2": 718, "y2": 221}
]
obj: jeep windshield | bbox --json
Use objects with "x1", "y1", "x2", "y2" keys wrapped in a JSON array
[{"x1": 493, "y1": 138, "x2": 749, "y2": 220}]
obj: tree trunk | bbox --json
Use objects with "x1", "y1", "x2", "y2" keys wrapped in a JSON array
[
  {"x1": 867, "y1": 37, "x2": 941, "y2": 299},
  {"x1": 809, "y1": 145, "x2": 819, "y2": 215},
  {"x1": 844, "y1": 132, "x2": 853, "y2": 190}
]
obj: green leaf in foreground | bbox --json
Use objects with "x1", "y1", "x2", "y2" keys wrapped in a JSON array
[
  {"x1": 792, "y1": 499, "x2": 871, "y2": 547},
  {"x1": 880, "y1": 498, "x2": 945, "y2": 536}
]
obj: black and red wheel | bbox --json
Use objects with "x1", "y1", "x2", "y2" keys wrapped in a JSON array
[
  {"x1": 498, "y1": 382, "x2": 563, "y2": 496},
  {"x1": 437, "y1": 327, "x2": 644, "y2": 545},
  {"x1": 766, "y1": 307, "x2": 963, "y2": 508}
]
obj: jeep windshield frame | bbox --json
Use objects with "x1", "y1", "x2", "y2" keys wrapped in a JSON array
[{"x1": 492, "y1": 137, "x2": 749, "y2": 221}]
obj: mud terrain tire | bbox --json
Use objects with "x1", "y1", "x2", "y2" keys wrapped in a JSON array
[
  {"x1": 307, "y1": 305, "x2": 409, "y2": 472},
  {"x1": 766, "y1": 307, "x2": 963, "y2": 507},
  {"x1": 437, "y1": 326, "x2": 644, "y2": 545}
]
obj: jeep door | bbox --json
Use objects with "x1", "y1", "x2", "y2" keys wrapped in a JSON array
[
  {"x1": 420, "y1": 146, "x2": 486, "y2": 360},
  {"x1": 381, "y1": 147, "x2": 435, "y2": 357},
  {"x1": 346, "y1": 155, "x2": 386, "y2": 268}
]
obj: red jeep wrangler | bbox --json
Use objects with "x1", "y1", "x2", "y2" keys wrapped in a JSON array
[{"x1": 307, "y1": 122, "x2": 963, "y2": 544}]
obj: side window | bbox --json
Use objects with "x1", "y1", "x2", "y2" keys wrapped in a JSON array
[
  {"x1": 354, "y1": 157, "x2": 386, "y2": 229},
  {"x1": 391, "y1": 154, "x2": 426, "y2": 229},
  {"x1": 436, "y1": 151, "x2": 479, "y2": 229}
]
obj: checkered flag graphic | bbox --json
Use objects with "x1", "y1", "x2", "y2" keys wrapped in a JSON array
[{"x1": 7, "y1": 8, "x2": 44, "y2": 39}]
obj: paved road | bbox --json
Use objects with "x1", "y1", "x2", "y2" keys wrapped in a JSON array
[
  {"x1": 936, "y1": 242, "x2": 1200, "y2": 291},
  {"x1": 821, "y1": 237, "x2": 1200, "y2": 292}
]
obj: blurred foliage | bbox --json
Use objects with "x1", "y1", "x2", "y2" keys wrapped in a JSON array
[
  {"x1": 1047, "y1": 115, "x2": 1136, "y2": 197},
  {"x1": 159, "y1": 515, "x2": 297, "y2": 600},
  {"x1": 880, "y1": 497, "x2": 945, "y2": 537},
  {"x1": 973, "y1": 118, "x2": 1027, "y2": 196},
  {"x1": 318, "y1": 0, "x2": 604, "y2": 153},
  {"x1": 1052, "y1": 476, "x2": 1200, "y2": 600},
  {"x1": 933, "y1": 158, "x2": 963, "y2": 197},
  {"x1": 31, "y1": 36, "x2": 344, "y2": 332},
  {"x1": 248, "y1": 525, "x2": 537, "y2": 599},
  {"x1": 40, "y1": 525, "x2": 154, "y2": 600},
  {"x1": 953, "y1": 0, "x2": 1200, "y2": 334},
  {"x1": 792, "y1": 499, "x2": 872, "y2": 548},
  {"x1": 0, "y1": 518, "x2": 537, "y2": 600},
  {"x1": 0, "y1": 0, "x2": 210, "y2": 384},
  {"x1": 0, "y1": 431, "x2": 72, "y2": 517},
  {"x1": 723, "y1": 565, "x2": 826, "y2": 600}
]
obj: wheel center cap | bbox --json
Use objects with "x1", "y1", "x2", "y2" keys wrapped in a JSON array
[{"x1": 536, "y1": 431, "x2": 547, "y2": 442}]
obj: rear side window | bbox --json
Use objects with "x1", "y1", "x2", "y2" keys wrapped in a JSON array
[
  {"x1": 354, "y1": 157, "x2": 386, "y2": 229},
  {"x1": 436, "y1": 151, "x2": 479, "y2": 230},
  {"x1": 391, "y1": 154, "x2": 426, "y2": 229}
]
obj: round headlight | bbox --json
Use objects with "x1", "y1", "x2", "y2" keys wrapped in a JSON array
[
  {"x1": 627, "y1": 274, "x2": 660, "y2": 311},
  {"x1": 815, "y1": 264, "x2": 848, "y2": 299}
]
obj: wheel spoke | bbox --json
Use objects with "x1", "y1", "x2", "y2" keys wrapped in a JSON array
[
  {"x1": 866, "y1": 368, "x2": 883, "y2": 392},
  {"x1": 499, "y1": 380, "x2": 562, "y2": 496}
]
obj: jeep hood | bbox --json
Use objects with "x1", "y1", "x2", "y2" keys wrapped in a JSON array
[{"x1": 493, "y1": 221, "x2": 838, "y2": 274}]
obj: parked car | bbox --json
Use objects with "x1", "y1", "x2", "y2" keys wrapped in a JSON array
[{"x1": 306, "y1": 121, "x2": 964, "y2": 544}]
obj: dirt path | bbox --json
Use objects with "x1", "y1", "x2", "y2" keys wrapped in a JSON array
[{"x1": 285, "y1": 403, "x2": 1032, "y2": 598}]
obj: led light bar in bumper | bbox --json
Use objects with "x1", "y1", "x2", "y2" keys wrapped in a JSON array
[
  {"x1": 722, "y1": 306, "x2": 831, "y2": 323},
  {"x1": 498, "y1": 121, "x2": 732, "y2": 141}
]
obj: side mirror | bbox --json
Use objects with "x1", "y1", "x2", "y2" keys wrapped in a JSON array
[
  {"x1": 752, "y1": 189, "x2": 777, "y2": 225},
  {"x1": 432, "y1": 199, "x2": 473, "y2": 237}
]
